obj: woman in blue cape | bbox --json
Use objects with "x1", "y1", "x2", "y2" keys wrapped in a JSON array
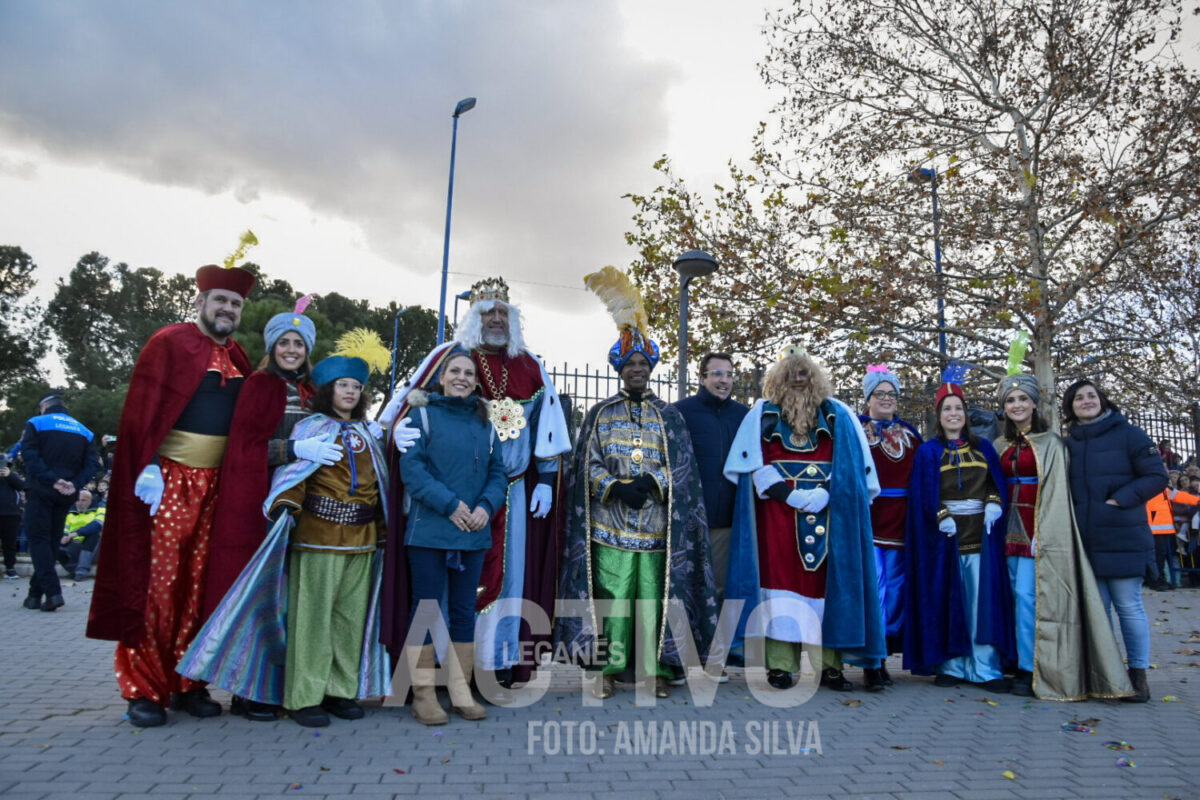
[{"x1": 903, "y1": 368, "x2": 1014, "y2": 690}]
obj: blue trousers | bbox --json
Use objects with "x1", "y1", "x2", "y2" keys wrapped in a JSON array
[
  {"x1": 1096, "y1": 576, "x2": 1150, "y2": 669},
  {"x1": 1007, "y1": 556, "x2": 1035, "y2": 672},
  {"x1": 408, "y1": 546, "x2": 486, "y2": 644}
]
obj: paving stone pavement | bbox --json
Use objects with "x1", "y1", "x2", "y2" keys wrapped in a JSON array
[{"x1": 1, "y1": 577, "x2": 1197, "y2": 800}]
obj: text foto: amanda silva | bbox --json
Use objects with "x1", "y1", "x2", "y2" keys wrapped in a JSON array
[{"x1": 528, "y1": 719, "x2": 822, "y2": 756}]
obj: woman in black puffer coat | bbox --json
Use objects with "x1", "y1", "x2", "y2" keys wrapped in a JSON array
[{"x1": 1062, "y1": 379, "x2": 1167, "y2": 702}]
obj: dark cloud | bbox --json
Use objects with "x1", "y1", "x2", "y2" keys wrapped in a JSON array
[{"x1": 0, "y1": 0, "x2": 673, "y2": 302}]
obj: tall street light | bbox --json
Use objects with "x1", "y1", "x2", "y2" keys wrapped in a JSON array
[
  {"x1": 908, "y1": 166, "x2": 946, "y2": 359},
  {"x1": 452, "y1": 289, "x2": 472, "y2": 330},
  {"x1": 436, "y1": 96, "x2": 477, "y2": 345},
  {"x1": 673, "y1": 249, "x2": 719, "y2": 400}
]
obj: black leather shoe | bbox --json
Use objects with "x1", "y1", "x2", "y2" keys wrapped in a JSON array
[
  {"x1": 171, "y1": 689, "x2": 222, "y2": 718},
  {"x1": 290, "y1": 705, "x2": 330, "y2": 727},
  {"x1": 40, "y1": 594, "x2": 65, "y2": 612},
  {"x1": 820, "y1": 668, "x2": 854, "y2": 692},
  {"x1": 231, "y1": 695, "x2": 279, "y2": 722},
  {"x1": 978, "y1": 677, "x2": 1011, "y2": 694},
  {"x1": 767, "y1": 669, "x2": 794, "y2": 690},
  {"x1": 127, "y1": 699, "x2": 167, "y2": 728},
  {"x1": 878, "y1": 663, "x2": 894, "y2": 686},
  {"x1": 863, "y1": 668, "x2": 886, "y2": 692},
  {"x1": 1011, "y1": 670, "x2": 1034, "y2": 697},
  {"x1": 321, "y1": 696, "x2": 364, "y2": 720},
  {"x1": 23, "y1": 595, "x2": 42, "y2": 610},
  {"x1": 933, "y1": 674, "x2": 960, "y2": 688}
]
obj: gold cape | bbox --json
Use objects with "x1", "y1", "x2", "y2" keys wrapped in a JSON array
[{"x1": 993, "y1": 430, "x2": 1133, "y2": 701}]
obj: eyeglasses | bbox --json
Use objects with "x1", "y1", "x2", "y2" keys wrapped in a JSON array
[
  {"x1": 704, "y1": 370, "x2": 735, "y2": 379},
  {"x1": 871, "y1": 390, "x2": 898, "y2": 399}
]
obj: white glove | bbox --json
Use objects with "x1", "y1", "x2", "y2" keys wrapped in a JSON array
[
  {"x1": 365, "y1": 420, "x2": 383, "y2": 440},
  {"x1": 1029, "y1": 537, "x2": 1037, "y2": 558},
  {"x1": 938, "y1": 516, "x2": 957, "y2": 536},
  {"x1": 134, "y1": 464, "x2": 164, "y2": 517},
  {"x1": 530, "y1": 483, "x2": 553, "y2": 518},
  {"x1": 379, "y1": 390, "x2": 406, "y2": 428},
  {"x1": 752, "y1": 465, "x2": 786, "y2": 498},
  {"x1": 984, "y1": 502, "x2": 1003, "y2": 532},
  {"x1": 786, "y1": 487, "x2": 831, "y2": 513},
  {"x1": 294, "y1": 437, "x2": 343, "y2": 466},
  {"x1": 392, "y1": 416, "x2": 421, "y2": 454}
]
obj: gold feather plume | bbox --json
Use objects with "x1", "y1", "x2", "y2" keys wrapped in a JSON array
[
  {"x1": 223, "y1": 229, "x2": 259, "y2": 269},
  {"x1": 332, "y1": 328, "x2": 391, "y2": 375},
  {"x1": 584, "y1": 266, "x2": 648, "y2": 334}
]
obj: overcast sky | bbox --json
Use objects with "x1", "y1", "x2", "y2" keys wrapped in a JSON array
[{"x1": 0, "y1": 0, "x2": 781, "y2": 376}]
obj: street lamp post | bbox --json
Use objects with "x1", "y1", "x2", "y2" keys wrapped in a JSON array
[
  {"x1": 436, "y1": 96, "x2": 477, "y2": 345},
  {"x1": 908, "y1": 167, "x2": 946, "y2": 359},
  {"x1": 452, "y1": 289, "x2": 472, "y2": 330},
  {"x1": 673, "y1": 249, "x2": 719, "y2": 400}
]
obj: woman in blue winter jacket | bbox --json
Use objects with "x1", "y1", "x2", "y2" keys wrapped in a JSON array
[
  {"x1": 1061, "y1": 379, "x2": 1167, "y2": 702},
  {"x1": 398, "y1": 352, "x2": 508, "y2": 725}
]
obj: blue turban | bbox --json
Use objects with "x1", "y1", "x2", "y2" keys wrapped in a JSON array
[
  {"x1": 264, "y1": 312, "x2": 316, "y2": 358},
  {"x1": 608, "y1": 330, "x2": 660, "y2": 372},
  {"x1": 312, "y1": 356, "x2": 368, "y2": 387}
]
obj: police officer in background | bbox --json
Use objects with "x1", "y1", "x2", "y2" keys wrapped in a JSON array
[{"x1": 20, "y1": 393, "x2": 101, "y2": 611}]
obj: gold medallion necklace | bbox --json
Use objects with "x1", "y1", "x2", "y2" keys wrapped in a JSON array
[{"x1": 477, "y1": 352, "x2": 526, "y2": 441}]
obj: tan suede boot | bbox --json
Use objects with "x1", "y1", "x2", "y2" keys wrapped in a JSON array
[
  {"x1": 406, "y1": 644, "x2": 448, "y2": 725},
  {"x1": 447, "y1": 643, "x2": 487, "y2": 720}
]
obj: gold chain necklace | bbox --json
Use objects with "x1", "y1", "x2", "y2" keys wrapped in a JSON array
[{"x1": 476, "y1": 351, "x2": 526, "y2": 441}]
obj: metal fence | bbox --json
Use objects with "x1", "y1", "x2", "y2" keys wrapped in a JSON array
[{"x1": 546, "y1": 363, "x2": 1200, "y2": 464}]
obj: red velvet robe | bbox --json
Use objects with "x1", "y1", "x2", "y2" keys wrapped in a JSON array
[{"x1": 87, "y1": 323, "x2": 251, "y2": 645}]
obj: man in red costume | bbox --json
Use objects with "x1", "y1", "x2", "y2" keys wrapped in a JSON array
[{"x1": 87, "y1": 260, "x2": 256, "y2": 728}]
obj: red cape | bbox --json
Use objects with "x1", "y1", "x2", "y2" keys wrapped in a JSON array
[
  {"x1": 87, "y1": 323, "x2": 251, "y2": 645},
  {"x1": 201, "y1": 371, "x2": 288, "y2": 619}
]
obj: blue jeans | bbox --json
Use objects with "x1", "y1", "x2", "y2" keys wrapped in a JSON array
[
  {"x1": 408, "y1": 546, "x2": 486, "y2": 644},
  {"x1": 1095, "y1": 576, "x2": 1150, "y2": 669}
]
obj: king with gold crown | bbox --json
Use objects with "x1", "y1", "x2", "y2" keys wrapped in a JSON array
[{"x1": 378, "y1": 276, "x2": 571, "y2": 697}]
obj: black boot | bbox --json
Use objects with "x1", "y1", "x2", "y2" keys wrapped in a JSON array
[
  {"x1": 863, "y1": 668, "x2": 886, "y2": 692},
  {"x1": 230, "y1": 695, "x2": 279, "y2": 722},
  {"x1": 878, "y1": 663, "x2": 894, "y2": 686},
  {"x1": 22, "y1": 594, "x2": 42, "y2": 610},
  {"x1": 820, "y1": 668, "x2": 854, "y2": 691},
  {"x1": 171, "y1": 689, "x2": 222, "y2": 718},
  {"x1": 40, "y1": 594, "x2": 65, "y2": 612},
  {"x1": 1011, "y1": 670, "x2": 1034, "y2": 697},
  {"x1": 1121, "y1": 668, "x2": 1150, "y2": 703},
  {"x1": 767, "y1": 669, "x2": 794, "y2": 690},
  {"x1": 127, "y1": 698, "x2": 167, "y2": 728}
]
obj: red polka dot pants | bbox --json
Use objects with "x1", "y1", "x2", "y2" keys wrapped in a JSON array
[{"x1": 114, "y1": 459, "x2": 220, "y2": 703}]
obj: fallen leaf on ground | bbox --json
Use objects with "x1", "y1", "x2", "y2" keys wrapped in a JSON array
[
  {"x1": 889, "y1": 745, "x2": 911, "y2": 750},
  {"x1": 934, "y1": 760, "x2": 944, "y2": 766},
  {"x1": 1073, "y1": 717, "x2": 1101, "y2": 727},
  {"x1": 442, "y1": 757, "x2": 451, "y2": 764},
  {"x1": 1103, "y1": 741, "x2": 1134, "y2": 750},
  {"x1": 1173, "y1": 648, "x2": 1199, "y2": 655},
  {"x1": 842, "y1": 698, "x2": 862, "y2": 707}
]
